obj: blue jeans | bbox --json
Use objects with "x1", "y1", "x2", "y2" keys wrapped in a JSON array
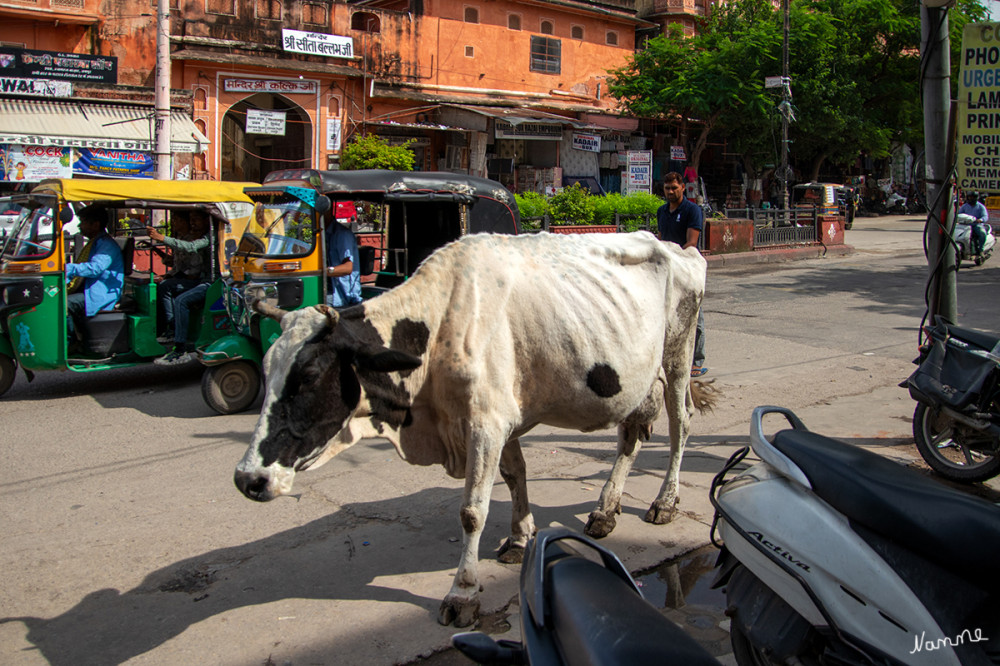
[
  {"x1": 972, "y1": 222, "x2": 987, "y2": 255},
  {"x1": 693, "y1": 308, "x2": 706, "y2": 367},
  {"x1": 161, "y1": 280, "x2": 208, "y2": 346}
]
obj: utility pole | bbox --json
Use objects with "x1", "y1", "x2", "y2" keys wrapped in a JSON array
[
  {"x1": 154, "y1": 0, "x2": 172, "y2": 181},
  {"x1": 920, "y1": 0, "x2": 957, "y2": 325},
  {"x1": 781, "y1": 0, "x2": 790, "y2": 218}
]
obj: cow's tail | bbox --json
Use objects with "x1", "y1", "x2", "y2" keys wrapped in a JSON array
[{"x1": 689, "y1": 379, "x2": 718, "y2": 414}]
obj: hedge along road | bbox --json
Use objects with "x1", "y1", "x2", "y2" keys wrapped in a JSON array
[{"x1": 2, "y1": 214, "x2": 998, "y2": 665}]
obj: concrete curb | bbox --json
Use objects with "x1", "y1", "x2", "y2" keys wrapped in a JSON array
[{"x1": 705, "y1": 243, "x2": 855, "y2": 268}]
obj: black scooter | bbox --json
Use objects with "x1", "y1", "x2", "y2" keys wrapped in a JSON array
[
  {"x1": 905, "y1": 317, "x2": 1000, "y2": 482},
  {"x1": 451, "y1": 527, "x2": 721, "y2": 665}
]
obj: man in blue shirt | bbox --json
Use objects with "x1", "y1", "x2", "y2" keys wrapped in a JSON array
[
  {"x1": 657, "y1": 172, "x2": 707, "y2": 376},
  {"x1": 326, "y1": 218, "x2": 362, "y2": 308},
  {"x1": 65, "y1": 207, "x2": 125, "y2": 346},
  {"x1": 958, "y1": 191, "x2": 989, "y2": 257}
]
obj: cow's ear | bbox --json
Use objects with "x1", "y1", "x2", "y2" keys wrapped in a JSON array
[{"x1": 354, "y1": 348, "x2": 423, "y2": 373}]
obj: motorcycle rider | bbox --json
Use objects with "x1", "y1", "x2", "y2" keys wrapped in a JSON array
[{"x1": 958, "y1": 190, "x2": 989, "y2": 258}]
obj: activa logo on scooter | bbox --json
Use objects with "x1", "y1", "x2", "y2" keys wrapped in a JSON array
[{"x1": 748, "y1": 531, "x2": 812, "y2": 572}]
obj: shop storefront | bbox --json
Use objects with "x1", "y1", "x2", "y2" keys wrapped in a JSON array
[{"x1": 0, "y1": 97, "x2": 209, "y2": 190}]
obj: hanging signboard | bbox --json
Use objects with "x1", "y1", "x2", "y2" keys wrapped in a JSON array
[
  {"x1": 281, "y1": 29, "x2": 354, "y2": 59},
  {"x1": 957, "y1": 22, "x2": 1000, "y2": 195},
  {"x1": 246, "y1": 109, "x2": 287, "y2": 136},
  {"x1": 0, "y1": 145, "x2": 72, "y2": 181},
  {"x1": 0, "y1": 47, "x2": 117, "y2": 84},
  {"x1": 326, "y1": 118, "x2": 343, "y2": 152},
  {"x1": 670, "y1": 145, "x2": 687, "y2": 161},
  {"x1": 572, "y1": 133, "x2": 601, "y2": 152}
]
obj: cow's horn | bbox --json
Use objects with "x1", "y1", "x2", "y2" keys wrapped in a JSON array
[
  {"x1": 253, "y1": 300, "x2": 288, "y2": 321},
  {"x1": 314, "y1": 304, "x2": 340, "y2": 328}
]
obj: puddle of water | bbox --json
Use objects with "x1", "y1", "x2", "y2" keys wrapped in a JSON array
[{"x1": 635, "y1": 544, "x2": 727, "y2": 612}]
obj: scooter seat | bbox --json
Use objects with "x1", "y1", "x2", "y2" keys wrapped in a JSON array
[{"x1": 771, "y1": 429, "x2": 1000, "y2": 591}]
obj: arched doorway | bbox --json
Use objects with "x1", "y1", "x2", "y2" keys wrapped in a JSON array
[{"x1": 221, "y1": 93, "x2": 311, "y2": 182}]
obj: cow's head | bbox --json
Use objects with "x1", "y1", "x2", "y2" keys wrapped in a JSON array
[{"x1": 234, "y1": 303, "x2": 422, "y2": 502}]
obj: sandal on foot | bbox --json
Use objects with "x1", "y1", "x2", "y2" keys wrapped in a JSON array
[{"x1": 691, "y1": 366, "x2": 708, "y2": 377}]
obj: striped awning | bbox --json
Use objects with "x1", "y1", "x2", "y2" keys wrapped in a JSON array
[{"x1": 0, "y1": 98, "x2": 209, "y2": 153}]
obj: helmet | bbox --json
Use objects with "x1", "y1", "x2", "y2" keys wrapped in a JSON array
[{"x1": 966, "y1": 191, "x2": 980, "y2": 203}]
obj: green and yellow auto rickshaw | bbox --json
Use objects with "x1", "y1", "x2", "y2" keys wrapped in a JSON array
[
  {"x1": 0, "y1": 178, "x2": 255, "y2": 397},
  {"x1": 201, "y1": 168, "x2": 520, "y2": 414}
]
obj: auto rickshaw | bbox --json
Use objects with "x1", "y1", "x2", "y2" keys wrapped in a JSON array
[
  {"x1": 201, "y1": 168, "x2": 520, "y2": 414},
  {"x1": 0, "y1": 179, "x2": 255, "y2": 397}
]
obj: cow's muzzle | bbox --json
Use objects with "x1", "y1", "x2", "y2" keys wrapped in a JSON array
[{"x1": 235, "y1": 470, "x2": 277, "y2": 502}]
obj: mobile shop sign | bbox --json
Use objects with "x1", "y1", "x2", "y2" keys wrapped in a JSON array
[
  {"x1": 282, "y1": 29, "x2": 354, "y2": 59},
  {"x1": 0, "y1": 76, "x2": 72, "y2": 97},
  {"x1": 246, "y1": 109, "x2": 287, "y2": 136},
  {"x1": 74, "y1": 148, "x2": 155, "y2": 179},
  {"x1": 0, "y1": 47, "x2": 117, "y2": 84},
  {"x1": 572, "y1": 133, "x2": 601, "y2": 152},
  {"x1": 224, "y1": 78, "x2": 318, "y2": 95},
  {"x1": 0, "y1": 145, "x2": 72, "y2": 181},
  {"x1": 958, "y1": 22, "x2": 1000, "y2": 195}
]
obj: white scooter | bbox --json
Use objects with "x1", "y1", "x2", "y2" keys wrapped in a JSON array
[
  {"x1": 711, "y1": 406, "x2": 1000, "y2": 666},
  {"x1": 954, "y1": 213, "x2": 996, "y2": 267}
]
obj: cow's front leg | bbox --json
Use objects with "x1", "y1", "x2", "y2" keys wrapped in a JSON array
[
  {"x1": 496, "y1": 437, "x2": 534, "y2": 564},
  {"x1": 645, "y1": 372, "x2": 692, "y2": 524},
  {"x1": 438, "y1": 431, "x2": 502, "y2": 627},
  {"x1": 586, "y1": 421, "x2": 643, "y2": 538}
]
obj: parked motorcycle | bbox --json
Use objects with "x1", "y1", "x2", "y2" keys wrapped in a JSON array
[
  {"x1": 452, "y1": 526, "x2": 721, "y2": 665},
  {"x1": 904, "y1": 317, "x2": 1000, "y2": 482},
  {"x1": 954, "y1": 213, "x2": 996, "y2": 267},
  {"x1": 711, "y1": 406, "x2": 1000, "y2": 666}
]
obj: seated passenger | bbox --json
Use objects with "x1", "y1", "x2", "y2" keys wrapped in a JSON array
[
  {"x1": 65, "y1": 207, "x2": 125, "y2": 347},
  {"x1": 146, "y1": 210, "x2": 212, "y2": 365}
]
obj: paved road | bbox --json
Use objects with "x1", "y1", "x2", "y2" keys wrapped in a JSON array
[{"x1": 1, "y1": 215, "x2": 997, "y2": 665}]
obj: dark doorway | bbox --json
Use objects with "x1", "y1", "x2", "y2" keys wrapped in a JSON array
[{"x1": 221, "y1": 93, "x2": 311, "y2": 182}]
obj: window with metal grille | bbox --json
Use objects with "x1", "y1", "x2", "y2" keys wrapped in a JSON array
[
  {"x1": 206, "y1": 0, "x2": 235, "y2": 15},
  {"x1": 464, "y1": 6, "x2": 478, "y2": 23},
  {"x1": 303, "y1": 1, "x2": 328, "y2": 27},
  {"x1": 530, "y1": 36, "x2": 560, "y2": 74}
]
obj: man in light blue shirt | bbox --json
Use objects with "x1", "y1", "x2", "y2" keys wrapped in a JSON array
[
  {"x1": 326, "y1": 219, "x2": 362, "y2": 308},
  {"x1": 958, "y1": 191, "x2": 989, "y2": 257},
  {"x1": 65, "y1": 207, "x2": 124, "y2": 341}
]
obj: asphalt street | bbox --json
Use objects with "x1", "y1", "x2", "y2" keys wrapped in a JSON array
[{"x1": 1, "y1": 214, "x2": 997, "y2": 665}]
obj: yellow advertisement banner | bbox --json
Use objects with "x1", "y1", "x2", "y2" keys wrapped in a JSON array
[{"x1": 958, "y1": 22, "x2": 1000, "y2": 195}]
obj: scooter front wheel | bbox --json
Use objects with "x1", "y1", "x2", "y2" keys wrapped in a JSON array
[{"x1": 912, "y1": 403, "x2": 1000, "y2": 482}]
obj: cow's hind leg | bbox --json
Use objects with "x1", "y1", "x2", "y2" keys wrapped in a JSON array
[
  {"x1": 496, "y1": 437, "x2": 535, "y2": 564},
  {"x1": 438, "y1": 427, "x2": 503, "y2": 628},
  {"x1": 586, "y1": 374, "x2": 664, "y2": 538},
  {"x1": 645, "y1": 367, "x2": 693, "y2": 525}
]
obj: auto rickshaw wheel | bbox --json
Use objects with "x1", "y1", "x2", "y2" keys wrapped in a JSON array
[
  {"x1": 202, "y1": 361, "x2": 261, "y2": 415},
  {"x1": 0, "y1": 354, "x2": 15, "y2": 397}
]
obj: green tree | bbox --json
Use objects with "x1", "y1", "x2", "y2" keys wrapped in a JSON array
[{"x1": 340, "y1": 134, "x2": 415, "y2": 171}]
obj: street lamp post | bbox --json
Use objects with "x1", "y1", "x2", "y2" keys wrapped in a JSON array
[{"x1": 154, "y1": 0, "x2": 172, "y2": 181}]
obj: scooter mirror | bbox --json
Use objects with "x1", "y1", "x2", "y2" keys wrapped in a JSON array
[{"x1": 58, "y1": 206, "x2": 74, "y2": 224}]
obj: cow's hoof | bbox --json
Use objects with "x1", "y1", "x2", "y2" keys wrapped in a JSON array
[
  {"x1": 498, "y1": 538, "x2": 526, "y2": 564},
  {"x1": 644, "y1": 497, "x2": 679, "y2": 525},
  {"x1": 584, "y1": 510, "x2": 617, "y2": 538},
  {"x1": 438, "y1": 594, "x2": 480, "y2": 628}
]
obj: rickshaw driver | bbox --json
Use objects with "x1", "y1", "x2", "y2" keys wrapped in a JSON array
[
  {"x1": 65, "y1": 207, "x2": 125, "y2": 346},
  {"x1": 325, "y1": 216, "x2": 362, "y2": 308}
]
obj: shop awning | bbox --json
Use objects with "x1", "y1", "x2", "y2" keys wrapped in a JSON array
[{"x1": 0, "y1": 98, "x2": 209, "y2": 153}]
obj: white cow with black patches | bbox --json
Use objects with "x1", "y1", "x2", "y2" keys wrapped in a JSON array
[{"x1": 235, "y1": 231, "x2": 714, "y2": 627}]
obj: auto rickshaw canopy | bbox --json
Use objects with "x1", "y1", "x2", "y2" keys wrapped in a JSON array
[{"x1": 31, "y1": 179, "x2": 256, "y2": 205}]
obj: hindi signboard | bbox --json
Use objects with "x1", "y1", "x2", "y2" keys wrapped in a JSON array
[
  {"x1": 0, "y1": 47, "x2": 116, "y2": 84},
  {"x1": 958, "y1": 22, "x2": 1000, "y2": 195},
  {"x1": 282, "y1": 29, "x2": 354, "y2": 59},
  {"x1": 224, "y1": 78, "x2": 317, "y2": 95},
  {"x1": 246, "y1": 109, "x2": 287, "y2": 136}
]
